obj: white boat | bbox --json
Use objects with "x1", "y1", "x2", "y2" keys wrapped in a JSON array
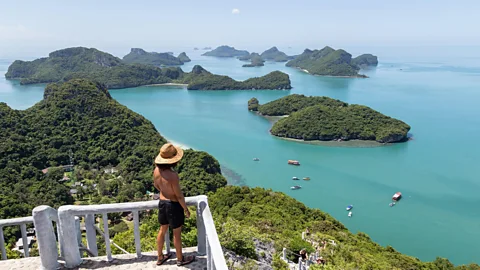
[
  {"x1": 291, "y1": 185, "x2": 301, "y2": 190},
  {"x1": 253, "y1": 158, "x2": 260, "y2": 161},
  {"x1": 348, "y1": 211, "x2": 352, "y2": 217},
  {"x1": 346, "y1": 205, "x2": 353, "y2": 211},
  {"x1": 292, "y1": 176, "x2": 299, "y2": 180}
]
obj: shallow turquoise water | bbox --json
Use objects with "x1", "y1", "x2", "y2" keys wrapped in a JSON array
[{"x1": 1, "y1": 47, "x2": 480, "y2": 264}]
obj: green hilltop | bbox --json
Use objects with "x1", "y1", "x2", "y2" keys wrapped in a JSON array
[
  {"x1": 252, "y1": 94, "x2": 410, "y2": 143},
  {"x1": 122, "y1": 48, "x2": 189, "y2": 66},
  {"x1": 202, "y1": 45, "x2": 250, "y2": 57},
  {"x1": 286, "y1": 46, "x2": 378, "y2": 77}
]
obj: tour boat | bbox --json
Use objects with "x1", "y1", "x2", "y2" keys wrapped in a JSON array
[
  {"x1": 303, "y1": 177, "x2": 310, "y2": 180},
  {"x1": 292, "y1": 176, "x2": 299, "y2": 180},
  {"x1": 348, "y1": 211, "x2": 352, "y2": 217},
  {"x1": 346, "y1": 205, "x2": 353, "y2": 211},
  {"x1": 253, "y1": 158, "x2": 260, "y2": 161},
  {"x1": 288, "y1": 160, "x2": 300, "y2": 166},
  {"x1": 291, "y1": 185, "x2": 302, "y2": 190},
  {"x1": 392, "y1": 192, "x2": 402, "y2": 201}
]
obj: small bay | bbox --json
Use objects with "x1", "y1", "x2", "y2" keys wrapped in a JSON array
[{"x1": 1, "y1": 46, "x2": 480, "y2": 264}]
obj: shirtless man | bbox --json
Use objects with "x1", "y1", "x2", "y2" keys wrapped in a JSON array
[{"x1": 153, "y1": 143, "x2": 195, "y2": 266}]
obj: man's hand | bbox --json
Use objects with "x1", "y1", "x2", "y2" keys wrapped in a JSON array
[{"x1": 185, "y1": 208, "x2": 190, "y2": 218}]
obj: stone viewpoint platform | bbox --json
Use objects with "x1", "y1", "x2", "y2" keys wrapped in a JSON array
[{"x1": 0, "y1": 247, "x2": 206, "y2": 270}]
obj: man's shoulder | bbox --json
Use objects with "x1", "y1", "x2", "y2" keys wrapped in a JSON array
[{"x1": 161, "y1": 168, "x2": 179, "y2": 181}]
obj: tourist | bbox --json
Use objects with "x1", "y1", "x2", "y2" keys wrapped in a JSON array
[
  {"x1": 316, "y1": 256, "x2": 326, "y2": 265},
  {"x1": 300, "y1": 248, "x2": 308, "y2": 261},
  {"x1": 153, "y1": 143, "x2": 195, "y2": 266}
]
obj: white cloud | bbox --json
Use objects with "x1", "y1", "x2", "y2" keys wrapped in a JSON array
[
  {"x1": 232, "y1": 8, "x2": 240, "y2": 15},
  {"x1": 0, "y1": 24, "x2": 46, "y2": 41}
]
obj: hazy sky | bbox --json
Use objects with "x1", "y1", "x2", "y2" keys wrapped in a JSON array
[{"x1": 0, "y1": 0, "x2": 479, "y2": 57}]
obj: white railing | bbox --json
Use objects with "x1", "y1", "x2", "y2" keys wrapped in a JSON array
[
  {"x1": 55, "y1": 195, "x2": 227, "y2": 269},
  {"x1": 0, "y1": 195, "x2": 227, "y2": 270},
  {"x1": 0, "y1": 216, "x2": 34, "y2": 260}
]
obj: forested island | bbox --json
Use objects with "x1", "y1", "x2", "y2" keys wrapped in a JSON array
[
  {"x1": 242, "y1": 53, "x2": 265, "y2": 67},
  {"x1": 180, "y1": 65, "x2": 291, "y2": 90},
  {"x1": 202, "y1": 45, "x2": 249, "y2": 57},
  {"x1": 260, "y1": 46, "x2": 291, "y2": 62},
  {"x1": 250, "y1": 94, "x2": 410, "y2": 143},
  {"x1": 239, "y1": 47, "x2": 293, "y2": 63},
  {"x1": 5, "y1": 47, "x2": 291, "y2": 90},
  {"x1": 122, "y1": 48, "x2": 191, "y2": 66},
  {"x1": 286, "y1": 46, "x2": 378, "y2": 77}
]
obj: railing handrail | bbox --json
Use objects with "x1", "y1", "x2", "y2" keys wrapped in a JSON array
[
  {"x1": 200, "y1": 201, "x2": 227, "y2": 269},
  {"x1": 0, "y1": 216, "x2": 35, "y2": 260},
  {"x1": 0, "y1": 216, "x2": 34, "y2": 227}
]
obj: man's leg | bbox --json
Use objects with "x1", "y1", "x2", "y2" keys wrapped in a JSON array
[
  {"x1": 173, "y1": 226, "x2": 183, "y2": 261},
  {"x1": 157, "y1": 225, "x2": 169, "y2": 259}
]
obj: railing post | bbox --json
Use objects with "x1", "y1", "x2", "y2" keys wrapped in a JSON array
[
  {"x1": 74, "y1": 217, "x2": 82, "y2": 247},
  {"x1": 20, "y1": 223, "x2": 29, "y2": 257},
  {"x1": 298, "y1": 258, "x2": 302, "y2": 270},
  {"x1": 165, "y1": 229, "x2": 170, "y2": 254},
  {"x1": 85, "y1": 214, "x2": 98, "y2": 256},
  {"x1": 33, "y1": 205, "x2": 59, "y2": 270},
  {"x1": 58, "y1": 207, "x2": 82, "y2": 268},
  {"x1": 102, "y1": 213, "x2": 113, "y2": 262},
  {"x1": 132, "y1": 211, "x2": 141, "y2": 258},
  {"x1": 282, "y1": 247, "x2": 287, "y2": 260},
  {"x1": 0, "y1": 226, "x2": 6, "y2": 260},
  {"x1": 196, "y1": 199, "x2": 207, "y2": 255}
]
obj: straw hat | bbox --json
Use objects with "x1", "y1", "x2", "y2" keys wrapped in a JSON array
[{"x1": 155, "y1": 143, "x2": 184, "y2": 164}]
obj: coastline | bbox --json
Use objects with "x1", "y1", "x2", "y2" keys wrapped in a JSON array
[
  {"x1": 293, "y1": 67, "x2": 367, "y2": 78},
  {"x1": 146, "y1": 83, "x2": 188, "y2": 87},
  {"x1": 277, "y1": 136, "x2": 387, "y2": 148}
]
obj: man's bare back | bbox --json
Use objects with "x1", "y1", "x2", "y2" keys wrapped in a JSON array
[{"x1": 153, "y1": 167, "x2": 179, "y2": 201}]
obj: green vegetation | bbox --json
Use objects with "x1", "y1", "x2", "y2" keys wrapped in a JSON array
[
  {"x1": 255, "y1": 94, "x2": 410, "y2": 143},
  {"x1": 352, "y1": 53, "x2": 378, "y2": 67},
  {"x1": 177, "y1": 52, "x2": 191, "y2": 62},
  {"x1": 202, "y1": 45, "x2": 249, "y2": 57},
  {"x1": 122, "y1": 48, "x2": 186, "y2": 66},
  {"x1": 5, "y1": 47, "x2": 182, "y2": 88},
  {"x1": 260, "y1": 46, "x2": 290, "y2": 62},
  {"x1": 0, "y1": 79, "x2": 226, "y2": 246},
  {"x1": 286, "y1": 46, "x2": 377, "y2": 77},
  {"x1": 5, "y1": 47, "x2": 291, "y2": 90},
  {"x1": 181, "y1": 67, "x2": 291, "y2": 90},
  {"x1": 257, "y1": 94, "x2": 346, "y2": 116},
  {"x1": 248, "y1": 97, "x2": 259, "y2": 111}
]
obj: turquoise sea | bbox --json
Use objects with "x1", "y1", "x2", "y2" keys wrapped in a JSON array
[{"x1": 1, "y1": 46, "x2": 480, "y2": 265}]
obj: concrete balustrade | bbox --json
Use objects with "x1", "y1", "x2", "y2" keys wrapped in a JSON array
[{"x1": 0, "y1": 195, "x2": 227, "y2": 270}]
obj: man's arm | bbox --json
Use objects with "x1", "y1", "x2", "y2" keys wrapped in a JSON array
[{"x1": 171, "y1": 174, "x2": 190, "y2": 217}]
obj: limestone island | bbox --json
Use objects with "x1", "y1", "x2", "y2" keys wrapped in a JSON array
[
  {"x1": 181, "y1": 65, "x2": 291, "y2": 90},
  {"x1": 249, "y1": 94, "x2": 410, "y2": 143},
  {"x1": 242, "y1": 53, "x2": 265, "y2": 67},
  {"x1": 202, "y1": 45, "x2": 249, "y2": 57},
  {"x1": 239, "y1": 47, "x2": 294, "y2": 62},
  {"x1": 123, "y1": 48, "x2": 190, "y2": 66},
  {"x1": 5, "y1": 47, "x2": 291, "y2": 90},
  {"x1": 177, "y1": 52, "x2": 191, "y2": 62},
  {"x1": 286, "y1": 46, "x2": 378, "y2": 77}
]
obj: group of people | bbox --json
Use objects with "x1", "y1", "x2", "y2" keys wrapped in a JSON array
[{"x1": 300, "y1": 227, "x2": 327, "y2": 265}]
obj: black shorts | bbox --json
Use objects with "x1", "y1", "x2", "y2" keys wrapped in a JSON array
[{"x1": 158, "y1": 200, "x2": 185, "y2": 229}]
